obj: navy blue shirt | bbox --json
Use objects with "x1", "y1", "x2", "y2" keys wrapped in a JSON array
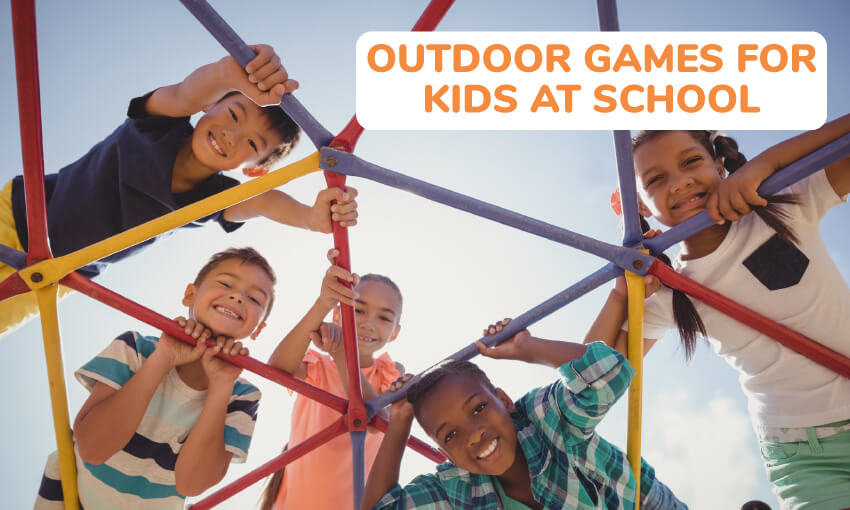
[{"x1": 11, "y1": 92, "x2": 243, "y2": 277}]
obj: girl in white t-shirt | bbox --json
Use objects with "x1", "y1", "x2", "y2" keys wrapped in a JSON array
[{"x1": 586, "y1": 115, "x2": 850, "y2": 510}]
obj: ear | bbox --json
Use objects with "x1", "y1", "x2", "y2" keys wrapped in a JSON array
[
  {"x1": 715, "y1": 157, "x2": 727, "y2": 178},
  {"x1": 637, "y1": 198, "x2": 653, "y2": 218},
  {"x1": 250, "y1": 321, "x2": 267, "y2": 340},
  {"x1": 495, "y1": 388, "x2": 515, "y2": 412},
  {"x1": 182, "y1": 284, "x2": 197, "y2": 307},
  {"x1": 388, "y1": 324, "x2": 401, "y2": 342}
]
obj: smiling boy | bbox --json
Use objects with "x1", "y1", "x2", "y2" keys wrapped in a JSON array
[
  {"x1": 361, "y1": 325, "x2": 687, "y2": 510},
  {"x1": 35, "y1": 247, "x2": 276, "y2": 509}
]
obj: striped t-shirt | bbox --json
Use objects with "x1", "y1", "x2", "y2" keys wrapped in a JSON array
[{"x1": 34, "y1": 331, "x2": 261, "y2": 509}]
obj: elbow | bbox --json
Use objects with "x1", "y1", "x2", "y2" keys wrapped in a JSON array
[{"x1": 75, "y1": 440, "x2": 111, "y2": 466}]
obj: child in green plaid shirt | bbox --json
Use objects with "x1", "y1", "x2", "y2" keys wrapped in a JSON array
[{"x1": 360, "y1": 321, "x2": 687, "y2": 510}]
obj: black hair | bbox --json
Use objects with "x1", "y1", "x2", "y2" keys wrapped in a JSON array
[
  {"x1": 218, "y1": 91, "x2": 300, "y2": 168},
  {"x1": 631, "y1": 130, "x2": 799, "y2": 361},
  {"x1": 259, "y1": 443, "x2": 288, "y2": 510},
  {"x1": 358, "y1": 273, "x2": 403, "y2": 322},
  {"x1": 406, "y1": 359, "x2": 497, "y2": 420}
]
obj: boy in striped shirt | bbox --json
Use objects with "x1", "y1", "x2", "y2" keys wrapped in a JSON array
[
  {"x1": 35, "y1": 247, "x2": 275, "y2": 509},
  {"x1": 362, "y1": 322, "x2": 687, "y2": 510}
]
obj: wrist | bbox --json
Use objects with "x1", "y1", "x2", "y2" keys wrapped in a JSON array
[{"x1": 151, "y1": 342, "x2": 178, "y2": 369}]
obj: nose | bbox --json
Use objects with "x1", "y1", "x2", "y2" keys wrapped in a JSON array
[
  {"x1": 223, "y1": 126, "x2": 240, "y2": 148},
  {"x1": 228, "y1": 293, "x2": 243, "y2": 304},
  {"x1": 670, "y1": 172, "x2": 694, "y2": 193},
  {"x1": 467, "y1": 425, "x2": 485, "y2": 447}
]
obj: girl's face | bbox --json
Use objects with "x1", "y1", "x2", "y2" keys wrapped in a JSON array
[
  {"x1": 633, "y1": 131, "x2": 725, "y2": 227},
  {"x1": 353, "y1": 280, "x2": 401, "y2": 359}
]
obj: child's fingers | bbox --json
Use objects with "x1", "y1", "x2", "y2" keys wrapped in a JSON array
[
  {"x1": 254, "y1": 60, "x2": 286, "y2": 91},
  {"x1": 743, "y1": 188, "x2": 768, "y2": 208},
  {"x1": 245, "y1": 44, "x2": 275, "y2": 74},
  {"x1": 282, "y1": 78, "x2": 299, "y2": 95},
  {"x1": 326, "y1": 249, "x2": 340, "y2": 264},
  {"x1": 705, "y1": 193, "x2": 724, "y2": 224}
]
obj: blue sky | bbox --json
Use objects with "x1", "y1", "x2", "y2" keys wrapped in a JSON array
[{"x1": 1, "y1": 1, "x2": 848, "y2": 509}]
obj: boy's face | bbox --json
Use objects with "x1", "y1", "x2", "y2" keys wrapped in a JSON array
[
  {"x1": 633, "y1": 131, "x2": 725, "y2": 227},
  {"x1": 192, "y1": 93, "x2": 284, "y2": 172},
  {"x1": 352, "y1": 280, "x2": 401, "y2": 359},
  {"x1": 182, "y1": 257, "x2": 274, "y2": 340},
  {"x1": 417, "y1": 374, "x2": 519, "y2": 476}
]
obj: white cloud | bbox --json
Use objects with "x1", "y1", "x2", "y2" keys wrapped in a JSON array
[{"x1": 642, "y1": 390, "x2": 763, "y2": 509}]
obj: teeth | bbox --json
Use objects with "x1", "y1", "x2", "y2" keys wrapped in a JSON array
[
  {"x1": 209, "y1": 133, "x2": 225, "y2": 156},
  {"x1": 214, "y1": 306, "x2": 240, "y2": 319},
  {"x1": 358, "y1": 336, "x2": 375, "y2": 343},
  {"x1": 477, "y1": 439, "x2": 497, "y2": 459}
]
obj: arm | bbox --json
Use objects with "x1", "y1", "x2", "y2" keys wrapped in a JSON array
[
  {"x1": 583, "y1": 275, "x2": 660, "y2": 357},
  {"x1": 175, "y1": 338, "x2": 251, "y2": 496},
  {"x1": 144, "y1": 44, "x2": 297, "y2": 118},
  {"x1": 222, "y1": 186, "x2": 358, "y2": 234},
  {"x1": 708, "y1": 113, "x2": 850, "y2": 222},
  {"x1": 74, "y1": 321, "x2": 210, "y2": 464},
  {"x1": 267, "y1": 251, "x2": 356, "y2": 376}
]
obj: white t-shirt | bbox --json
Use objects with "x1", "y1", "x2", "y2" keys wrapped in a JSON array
[{"x1": 641, "y1": 170, "x2": 850, "y2": 430}]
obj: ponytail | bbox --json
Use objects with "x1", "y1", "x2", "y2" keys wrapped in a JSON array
[
  {"x1": 632, "y1": 130, "x2": 800, "y2": 360},
  {"x1": 258, "y1": 443, "x2": 289, "y2": 510}
]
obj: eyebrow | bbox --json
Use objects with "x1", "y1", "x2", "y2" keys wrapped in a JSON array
[
  {"x1": 639, "y1": 146, "x2": 702, "y2": 180},
  {"x1": 434, "y1": 392, "x2": 479, "y2": 439},
  {"x1": 236, "y1": 99, "x2": 269, "y2": 151},
  {"x1": 354, "y1": 299, "x2": 396, "y2": 318},
  {"x1": 215, "y1": 271, "x2": 269, "y2": 299}
]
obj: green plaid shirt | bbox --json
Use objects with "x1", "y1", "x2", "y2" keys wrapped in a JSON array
[{"x1": 374, "y1": 342, "x2": 655, "y2": 510}]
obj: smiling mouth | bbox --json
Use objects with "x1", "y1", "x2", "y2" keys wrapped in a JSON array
[
  {"x1": 672, "y1": 192, "x2": 707, "y2": 210},
  {"x1": 358, "y1": 336, "x2": 377, "y2": 344},
  {"x1": 214, "y1": 305, "x2": 242, "y2": 321},
  {"x1": 208, "y1": 132, "x2": 226, "y2": 157},
  {"x1": 476, "y1": 438, "x2": 499, "y2": 460}
]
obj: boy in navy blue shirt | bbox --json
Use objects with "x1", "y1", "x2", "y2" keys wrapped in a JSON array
[{"x1": 0, "y1": 44, "x2": 357, "y2": 337}]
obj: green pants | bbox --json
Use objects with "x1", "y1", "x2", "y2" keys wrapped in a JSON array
[{"x1": 760, "y1": 427, "x2": 850, "y2": 509}]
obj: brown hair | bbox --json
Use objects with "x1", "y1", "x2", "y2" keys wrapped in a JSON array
[
  {"x1": 193, "y1": 247, "x2": 277, "y2": 322},
  {"x1": 358, "y1": 273, "x2": 404, "y2": 322},
  {"x1": 631, "y1": 130, "x2": 799, "y2": 360},
  {"x1": 406, "y1": 360, "x2": 498, "y2": 420}
]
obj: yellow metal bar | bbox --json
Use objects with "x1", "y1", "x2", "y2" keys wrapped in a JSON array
[
  {"x1": 20, "y1": 152, "x2": 322, "y2": 289},
  {"x1": 36, "y1": 284, "x2": 79, "y2": 510},
  {"x1": 625, "y1": 266, "x2": 645, "y2": 510}
]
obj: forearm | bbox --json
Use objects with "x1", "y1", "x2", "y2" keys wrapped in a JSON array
[
  {"x1": 584, "y1": 290, "x2": 627, "y2": 348},
  {"x1": 332, "y1": 354, "x2": 379, "y2": 401},
  {"x1": 174, "y1": 383, "x2": 233, "y2": 496},
  {"x1": 753, "y1": 113, "x2": 850, "y2": 172},
  {"x1": 269, "y1": 298, "x2": 334, "y2": 374},
  {"x1": 517, "y1": 336, "x2": 588, "y2": 368},
  {"x1": 360, "y1": 418, "x2": 412, "y2": 510},
  {"x1": 145, "y1": 61, "x2": 233, "y2": 118},
  {"x1": 223, "y1": 190, "x2": 314, "y2": 229},
  {"x1": 74, "y1": 352, "x2": 172, "y2": 464}
]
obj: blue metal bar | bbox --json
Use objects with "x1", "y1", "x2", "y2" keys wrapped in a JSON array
[
  {"x1": 596, "y1": 0, "x2": 620, "y2": 32},
  {"x1": 351, "y1": 430, "x2": 366, "y2": 510},
  {"x1": 613, "y1": 130, "x2": 644, "y2": 247},
  {"x1": 365, "y1": 263, "x2": 622, "y2": 416},
  {"x1": 0, "y1": 244, "x2": 27, "y2": 269},
  {"x1": 178, "y1": 0, "x2": 334, "y2": 149},
  {"x1": 321, "y1": 148, "x2": 655, "y2": 275},
  {"x1": 645, "y1": 132, "x2": 850, "y2": 255}
]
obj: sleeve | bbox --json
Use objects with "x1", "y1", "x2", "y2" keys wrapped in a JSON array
[
  {"x1": 525, "y1": 342, "x2": 634, "y2": 446},
  {"x1": 74, "y1": 331, "x2": 151, "y2": 391},
  {"x1": 372, "y1": 475, "x2": 453, "y2": 510},
  {"x1": 126, "y1": 90, "x2": 192, "y2": 135},
  {"x1": 178, "y1": 173, "x2": 245, "y2": 233},
  {"x1": 224, "y1": 379, "x2": 262, "y2": 463},
  {"x1": 788, "y1": 168, "x2": 847, "y2": 224}
]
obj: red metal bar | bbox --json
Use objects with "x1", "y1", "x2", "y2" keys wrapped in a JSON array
[
  {"x1": 61, "y1": 272, "x2": 349, "y2": 414},
  {"x1": 11, "y1": 0, "x2": 52, "y2": 264},
  {"x1": 649, "y1": 261, "x2": 850, "y2": 378},
  {"x1": 188, "y1": 417, "x2": 349, "y2": 509},
  {"x1": 0, "y1": 272, "x2": 33, "y2": 304},
  {"x1": 412, "y1": 0, "x2": 455, "y2": 31},
  {"x1": 329, "y1": 0, "x2": 456, "y2": 152},
  {"x1": 370, "y1": 415, "x2": 446, "y2": 464}
]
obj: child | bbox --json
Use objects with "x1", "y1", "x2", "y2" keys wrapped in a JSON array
[
  {"x1": 361, "y1": 320, "x2": 688, "y2": 510},
  {"x1": 262, "y1": 249, "x2": 406, "y2": 510},
  {"x1": 594, "y1": 115, "x2": 850, "y2": 509},
  {"x1": 34, "y1": 247, "x2": 277, "y2": 509},
  {"x1": 0, "y1": 44, "x2": 358, "y2": 338}
]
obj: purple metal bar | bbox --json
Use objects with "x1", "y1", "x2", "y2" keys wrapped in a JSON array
[
  {"x1": 0, "y1": 244, "x2": 27, "y2": 270},
  {"x1": 350, "y1": 430, "x2": 367, "y2": 510},
  {"x1": 366, "y1": 263, "x2": 622, "y2": 416},
  {"x1": 178, "y1": 0, "x2": 334, "y2": 149},
  {"x1": 321, "y1": 148, "x2": 655, "y2": 275}
]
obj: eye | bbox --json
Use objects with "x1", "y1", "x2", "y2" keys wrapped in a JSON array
[
  {"x1": 472, "y1": 402, "x2": 487, "y2": 415},
  {"x1": 354, "y1": 308, "x2": 365, "y2": 315},
  {"x1": 248, "y1": 139, "x2": 258, "y2": 153},
  {"x1": 644, "y1": 174, "x2": 663, "y2": 188},
  {"x1": 249, "y1": 296, "x2": 261, "y2": 305},
  {"x1": 444, "y1": 430, "x2": 456, "y2": 444},
  {"x1": 380, "y1": 316, "x2": 392, "y2": 322},
  {"x1": 684, "y1": 155, "x2": 702, "y2": 166},
  {"x1": 228, "y1": 108, "x2": 238, "y2": 121},
  {"x1": 218, "y1": 281, "x2": 231, "y2": 288}
]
